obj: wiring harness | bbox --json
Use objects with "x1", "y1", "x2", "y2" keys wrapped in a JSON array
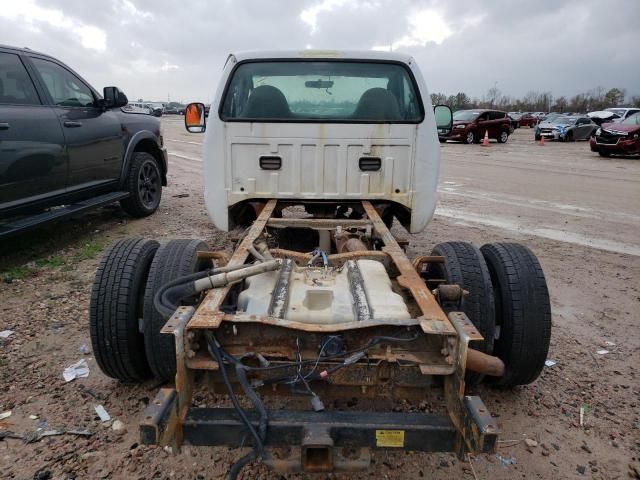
[{"x1": 205, "y1": 329, "x2": 420, "y2": 479}]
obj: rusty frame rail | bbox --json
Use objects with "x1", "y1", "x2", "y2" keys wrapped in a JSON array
[
  {"x1": 188, "y1": 199, "x2": 454, "y2": 334},
  {"x1": 361, "y1": 201, "x2": 455, "y2": 335}
]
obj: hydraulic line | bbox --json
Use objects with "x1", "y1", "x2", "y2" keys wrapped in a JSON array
[{"x1": 153, "y1": 260, "x2": 281, "y2": 319}]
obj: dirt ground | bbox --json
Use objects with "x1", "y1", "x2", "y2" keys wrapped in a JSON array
[{"x1": 1, "y1": 120, "x2": 639, "y2": 480}]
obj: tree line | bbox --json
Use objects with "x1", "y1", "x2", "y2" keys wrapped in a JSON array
[{"x1": 430, "y1": 87, "x2": 640, "y2": 113}]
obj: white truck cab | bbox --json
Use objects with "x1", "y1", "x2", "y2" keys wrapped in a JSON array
[{"x1": 185, "y1": 50, "x2": 452, "y2": 233}]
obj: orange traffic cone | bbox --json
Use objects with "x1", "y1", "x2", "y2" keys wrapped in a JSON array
[
  {"x1": 481, "y1": 130, "x2": 489, "y2": 146},
  {"x1": 539, "y1": 135, "x2": 545, "y2": 146}
]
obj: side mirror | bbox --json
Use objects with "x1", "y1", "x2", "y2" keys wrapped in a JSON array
[
  {"x1": 185, "y1": 102, "x2": 206, "y2": 133},
  {"x1": 103, "y1": 86, "x2": 128, "y2": 108},
  {"x1": 433, "y1": 104, "x2": 452, "y2": 135}
]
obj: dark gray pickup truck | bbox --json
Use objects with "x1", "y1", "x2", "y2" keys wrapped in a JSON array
[{"x1": 0, "y1": 45, "x2": 167, "y2": 239}]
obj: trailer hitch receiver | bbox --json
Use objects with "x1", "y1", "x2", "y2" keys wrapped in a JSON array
[{"x1": 302, "y1": 425, "x2": 334, "y2": 472}]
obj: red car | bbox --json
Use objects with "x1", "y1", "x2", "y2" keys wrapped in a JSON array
[
  {"x1": 590, "y1": 112, "x2": 640, "y2": 157},
  {"x1": 518, "y1": 113, "x2": 538, "y2": 128},
  {"x1": 440, "y1": 109, "x2": 512, "y2": 144}
]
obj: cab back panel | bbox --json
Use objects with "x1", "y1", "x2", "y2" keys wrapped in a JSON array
[{"x1": 225, "y1": 123, "x2": 416, "y2": 206}]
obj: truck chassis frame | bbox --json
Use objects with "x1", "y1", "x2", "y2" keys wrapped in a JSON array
[{"x1": 139, "y1": 199, "x2": 500, "y2": 473}]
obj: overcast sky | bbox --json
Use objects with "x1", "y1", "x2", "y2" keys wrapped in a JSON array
[{"x1": 1, "y1": 0, "x2": 638, "y2": 104}]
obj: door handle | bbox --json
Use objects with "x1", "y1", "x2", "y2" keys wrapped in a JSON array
[
  {"x1": 0, "y1": 122, "x2": 9, "y2": 130},
  {"x1": 64, "y1": 121, "x2": 83, "y2": 128}
]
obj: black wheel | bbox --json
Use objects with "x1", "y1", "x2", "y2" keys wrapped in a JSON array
[
  {"x1": 439, "y1": 138, "x2": 446, "y2": 144},
  {"x1": 143, "y1": 239, "x2": 212, "y2": 382},
  {"x1": 598, "y1": 151, "x2": 611, "y2": 158},
  {"x1": 497, "y1": 130, "x2": 509, "y2": 143},
  {"x1": 120, "y1": 152, "x2": 162, "y2": 217},
  {"x1": 563, "y1": 131, "x2": 574, "y2": 142},
  {"x1": 534, "y1": 134, "x2": 541, "y2": 141},
  {"x1": 480, "y1": 243, "x2": 551, "y2": 387},
  {"x1": 464, "y1": 130, "x2": 476, "y2": 144},
  {"x1": 424, "y1": 242, "x2": 496, "y2": 387},
  {"x1": 90, "y1": 238, "x2": 159, "y2": 382}
]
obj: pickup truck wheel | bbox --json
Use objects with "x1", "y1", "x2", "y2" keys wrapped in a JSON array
[
  {"x1": 120, "y1": 152, "x2": 162, "y2": 217},
  {"x1": 424, "y1": 242, "x2": 496, "y2": 387},
  {"x1": 480, "y1": 243, "x2": 551, "y2": 387},
  {"x1": 465, "y1": 131, "x2": 476, "y2": 144},
  {"x1": 89, "y1": 238, "x2": 159, "y2": 382},
  {"x1": 497, "y1": 130, "x2": 509, "y2": 143},
  {"x1": 143, "y1": 239, "x2": 212, "y2": 382}
]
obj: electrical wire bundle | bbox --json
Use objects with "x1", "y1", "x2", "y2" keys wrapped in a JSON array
[{"x1": 206, "y1": 329, "x2": 420, "y2": 479}]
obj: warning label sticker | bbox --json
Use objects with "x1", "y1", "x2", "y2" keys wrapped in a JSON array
[{"x1": 375, "y1": 429, "x2": 405, "y2": 448}]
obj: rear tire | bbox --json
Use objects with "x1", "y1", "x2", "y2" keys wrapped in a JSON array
[
  {"x1": 143, "y1": 239, "x2": 212, "y2": 382},
  {"x1": 424, "y1": 242, "x2": 496, "y2": 387},
  {"x1": 90, "y1": 238, "x2": 159, "y2": 382},
  {"x1": 480, "y1": 243, "x2": 551, "y2": 387},
  {"x1": 120, "y1": 152, "x2": 162, "y2": 218}
]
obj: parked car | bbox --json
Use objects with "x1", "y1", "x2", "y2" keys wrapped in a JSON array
[
  {"x1": 518, "y1": 113, "x2": 538, "y2": 128},
  {"x1": 128, "y1": 101, "x2": 153, "y2": 114},
  {"x1": 588, "y1": 110, "x2": 621, "y2": 126},
  {"x1": 508, "y1": 112, "x2": 522, "y2": 129},
  {"x1": 534, "y1": 113, "x2": 565, "y2": 139},
  {"x1": 124, "y1": 103, "x2": 152, "y2": 114},
  {"x1": 148, "y1": 102, "x2": 164, "y2": 117},
  {"x1": 536, "y1": 116, "x2": 597, "y2": 141},
  {"x1": 165, "y1": 105, "x2": 185, "y2": 114},
  {"x1": 128, "y1": 101, "x2": 163, "y2": 117},
  {"x1": 605, "y1": 107, "x2": 640, "y2": 122},
  {"x1": 590, "y1": 112, "x2": 640, "y2": 157},
  {"x1": 0, "y1": 45, "x2": 167, "y2": 238},
  {"x1": 440, "y1": 109, "x2": 512, "y2": 144}
]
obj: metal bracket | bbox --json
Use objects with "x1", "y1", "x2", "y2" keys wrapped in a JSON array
[
  {"x1": 142, "y1": 306, "x2": 196, "y2": 451},
  {"x1": 445, "y1": 312, "x2": 498, "y2": 457}
]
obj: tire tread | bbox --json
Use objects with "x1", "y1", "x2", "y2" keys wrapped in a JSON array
[
  {"x1": 89, "y1": 238, "x2": 159, "y2": 382},
  {"x1": 426, "y1": 241, "x2": 496, "y2": 387},
  {"x1": 143, "y1": 239, "x2": 210, "y2": 381},
  {"x1": 481, "y1": 242, "x2": 551, "y2": 386}
]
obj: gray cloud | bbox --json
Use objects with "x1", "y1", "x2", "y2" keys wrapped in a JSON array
[{"x1": 1, "y1": 0, "x2": 638, "y2": 103}]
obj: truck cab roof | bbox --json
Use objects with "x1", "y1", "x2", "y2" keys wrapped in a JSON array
[{"x1": 230, "y1": 50, "x2": 415, "y2": 64}]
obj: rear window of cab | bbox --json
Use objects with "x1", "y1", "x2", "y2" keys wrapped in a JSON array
[{"x1": 220, "y1": 61, "x2": 424, "y2": 123}]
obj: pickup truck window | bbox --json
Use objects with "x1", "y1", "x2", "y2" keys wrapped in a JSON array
[
  {"x1": 30, "y1": 58, "x2": 95, "y2": 107},
  {"x1": 0, "y1": 52, "x2": 40, "y2": 105},
  {"x1": 221, "y1": 61, "x2": 423, "y2": 122}
]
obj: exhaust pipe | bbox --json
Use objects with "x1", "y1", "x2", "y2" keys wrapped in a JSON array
[{"x1": 466, "y1": 348, "x2": 505, "y2": 377}]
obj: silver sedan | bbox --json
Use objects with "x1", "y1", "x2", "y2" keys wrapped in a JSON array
[{"x1": 538, "y1": 116, "x2": 598, "y2": 141}]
